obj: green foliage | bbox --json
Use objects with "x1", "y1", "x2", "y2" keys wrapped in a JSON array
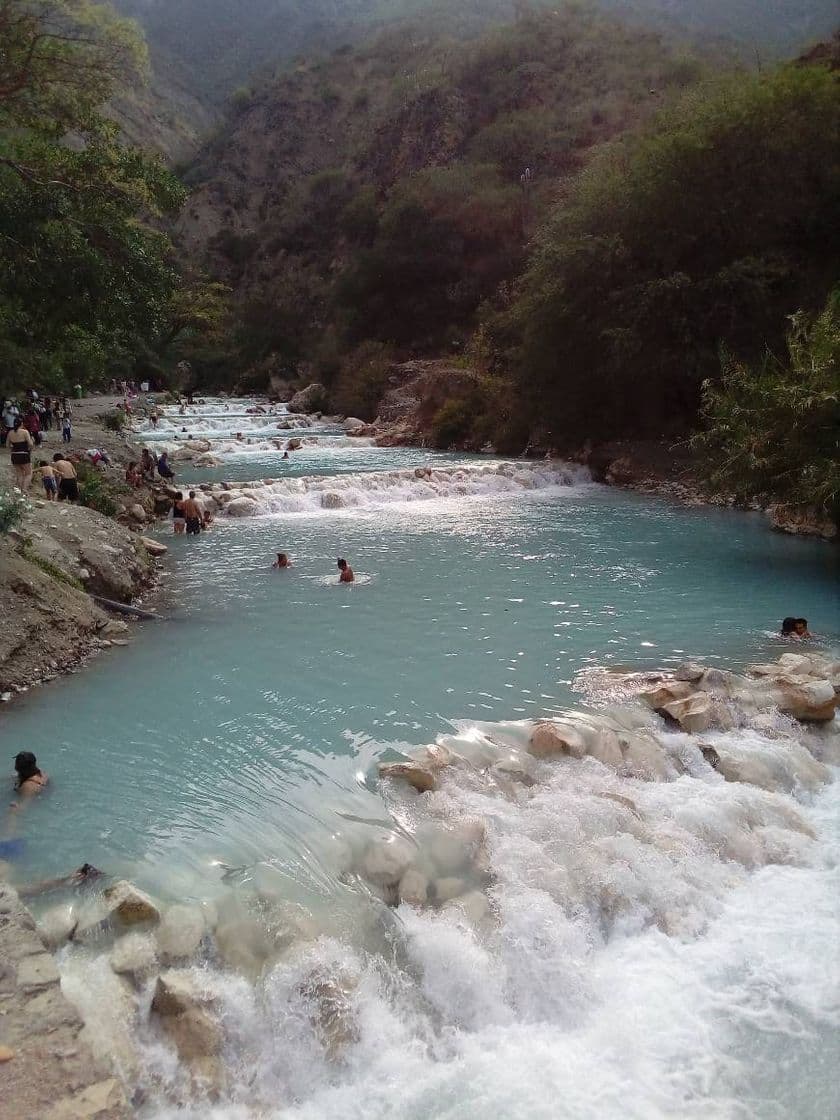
[
  {"x1": 102, "y1": 410, "x2": 127, "y2": 432},
  {"x1": 0, "y1": 488, "x2": 28, "y2": 533},
  {"x1": 19, "y1": 543, "x2": 84, "y2": 590},
  {"x1": 0, "y1": 1, "x2": 186, "y2": 398},
  {"x1": 75, "y1": 461, "x2": 122, "y2": 517},
  {"x1": 694, "y1": 292, "x2": 840, "y2": 524},
  {"x1": 331, "y1": 342, "x2": 393, "y2": 420},
  {"x1": 511, "y1": 63, "x2": 840, "y2": 442},
  {"x1": 431, "y1": 397, "x2": 476, "y2": 448}
]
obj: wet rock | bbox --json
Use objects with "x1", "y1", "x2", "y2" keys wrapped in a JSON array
[
  {"x1": 528, "y1": 721, "x2": 586, "y2": 758},
  {"x1": 17, "y1": 953, "x2": 61, "y2": 991},
  {"x1": 214, "y1": 916, "x2": 274, "y2": 979},
  {"x1": 490, "y1": 753, "x2": 537, "y2": 787},
  {"x1": 597, "y1": 792, "x2": 642, "y2": 817},
  {"x1": 673, "y1": 662, "x2": 705, "y2": 682},
  {"x1": 660, "y1": 693, "x2": 713, "y2": 733},
  {"x1": 771, "y1": 679, "x2": 837, "y2": 722},
  {"x1": 99, "y1": 619, "x2": 129, "y2": 637},
  {"x1": 343, "y1": 417, "x2": 365, "y2": 431},
  {"x1": 37, "y1": 904, "x2": 78, "y2": 949},
  {"x1": 299, "y1": 969, "x2": 359, "y2": 1061},
  {"x1": 398, "y1": 868, "x2": 430, "y2": 907},
  {"x1": 362, "y1": 835, "x2": 415, "y2": 886},
  {"x1": 639, "y1": 681, "x2": 695, "y2": 711},
  {"x1": 286, "y1": 437, "x2": 303, "y2": 450},
  {"x1": 110, "y1": 932, "x2": 158, "y2": 985},
  {"x1": 151, "y1": 972, "x2": 223, "y2": 1091},
  {"x1": 426, "y1": 821, "x2": 485, "y2": 875},
  {"x1": 442, "y1": 890, "x2": 491, "y2": 926},
  {"x1": 699, "y1": 745, "x2": 721, "y2": 769},
  {"x1": 103, "y1": 881, "x2": 160, "y2": 927},
  {"x1": 434, "y1": 876, "x2": 468, "y2": 902},
  {"x1": 378, "y1": 760, "x2": 438, "y2": 793},
  {"x1": 156, "y1": 904, "x2": 206, "y2": 964},
  {"x1": 44, "y1": 1078, "x2": 127, "y2": 1120},
  {"x1": 322, "y1": 492, "x2": 344, "y2": 509},
  {"x1": 140, "y1": 537, "x2": 168, "y2": 557},
  {"x1": 224, "y1": 496, "x2": 259, "y2": 517}
]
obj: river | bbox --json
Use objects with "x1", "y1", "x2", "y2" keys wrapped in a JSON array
[{"x1": 6, "y1": 398, "x2": 839, "y2": 1119}]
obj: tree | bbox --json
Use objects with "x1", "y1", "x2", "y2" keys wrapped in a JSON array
[
  {"x1": 510, "y1": 63, "x2": 840, "y2": 443},
  {"x1": 694, "y1": 291, "x2": 840, "y2": 525},
  {"x1": 0, "y1": 0, "x2": 184, "y2": 395}
]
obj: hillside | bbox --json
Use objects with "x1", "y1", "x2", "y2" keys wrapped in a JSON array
[
  {"x1": 174, "y1": 7, "x2": 708, "y2": 382},
  {"x1": 115, "y1": 0, "x2": 839, "y2": 110}
]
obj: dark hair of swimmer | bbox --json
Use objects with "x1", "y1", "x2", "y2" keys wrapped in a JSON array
[
  {"x1": 337, "y1": 558, "x2": 347, "y2": 570},
  {"x1": 14, "y1": 751, "x2": 41, "y2": 787},
  {"x1": 781, "y1": 617, "x2": 797, "y2": 635}
]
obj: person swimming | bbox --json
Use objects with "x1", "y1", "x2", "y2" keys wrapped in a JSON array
[
  {"x1": 273, "y1": 552, "x2": 290, "y2": 568},
  {"x1": 781, "y1": 617, "x2": 814, "y2": 639},
  {"x1": 337, "y1": 557, "x2": 354, "y2": 583},
  {"x1": 13, "y1": 752, "x2": 48, "y2": 799}
]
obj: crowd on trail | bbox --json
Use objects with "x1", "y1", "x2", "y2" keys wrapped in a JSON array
[{"x1": 3, "y1": 390, "x2": 114, "y2": 502}]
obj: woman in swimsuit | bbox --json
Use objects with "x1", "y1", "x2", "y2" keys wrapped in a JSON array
[
  {"x1": 172, "y1": 491, "x2": 186, "y2": 534},
  {"x1": 7, "y1": 419, "x2": 34, "y2": 490},
  {"x1": 14, "y1": 752, "x2": 48, "y2": 798}
]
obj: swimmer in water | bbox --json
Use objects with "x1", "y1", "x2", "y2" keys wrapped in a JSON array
[
  {"x1": 273, "y1": 552, "x2": 291, "y2": 568},
  {"x1": 282, "y1": 451, "x2": 290, "y2": 460},
  {"x1": 13, "y1": 752, "x2": 48, "y2": 801},
  {"x1": 781, "y1": 617, "x2": 814, "y2": 639},
  {"x1": 337, "y1": 557, "x2": 354, "y2": 583}
]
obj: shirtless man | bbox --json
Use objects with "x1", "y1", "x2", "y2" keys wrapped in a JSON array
[
  {"x1": 183, "y1": 490, "x2": 202, "y2": 535},
  {"x1": 52, "y1": 453, "x2": 79, "y2": 501},
  {"x1": 337, "y1": 557, "x2": 354, "y2": 583}
]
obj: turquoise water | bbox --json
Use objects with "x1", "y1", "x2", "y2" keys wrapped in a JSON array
[
  {"x1": 4, "y1": 398, "x2": 839, "y2": 1120},
  {"x1": 6, "y1": 469, "x2": 837, "y2": 889}
]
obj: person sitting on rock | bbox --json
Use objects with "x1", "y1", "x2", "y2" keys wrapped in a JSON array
[
  {"x1": 125, "y1": 462, "x2": 142, "y2": 488},
  {"x1": 52, "y1": 453, "x2": 79, "y2": 502},
  {"x1": 12, "y1": 752, "x2": 48, "y2": 801},
  {"x1": 273, "y1": 552, "x2": 290, "y2": 568},
  {"x1": 140, "y1": 448, "x2": 156, "y2": 480},
  {"x1": 157, "y1": 451, "x2": 175, "y2": 480},
  {"x1": 337, "y1": 557, "x2": 354, "y2": 583}
]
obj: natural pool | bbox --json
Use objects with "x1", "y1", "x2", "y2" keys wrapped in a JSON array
[{"x1": 5, "y1": 399, "x2": 839, "y2": 1119}]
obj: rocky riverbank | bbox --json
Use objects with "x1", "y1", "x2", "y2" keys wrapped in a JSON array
[{"x1": 0, "y1": 396, "x2": 169, "y2": 698}]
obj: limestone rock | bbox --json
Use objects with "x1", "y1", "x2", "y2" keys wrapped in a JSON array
[
  {"x1": 156, "y1": 904, "x2": 206, "y2": 964},
  {"x1": 289, "y1": 382, "x2": 328, "y2": 413},
  {"x1": 378, "y1": 760, "x2": 438, "y2": 793},
  {"x1": 771, "y1": 679, "x2": 837, "y2": 722},
  {"x1": 214, "y1": 917, "x2": 274, "y2": 979},
  {"x1": 99, "y1": 619, "x2": 129, "y2": 637},
  {"x1": 0, "y1": 1045, "x2": 15, "y2": 1062},
  {"x1": 362, "y1": 835, "x2": 414, "y2": 886},
  {"x1": 44, "y1": 1077, "x2": 127, "y2": 1120},
  {"x1": 528, "y1": 721, "x2": 586, "y2": 759},
  {"x1": 140, "y1": 537, "x2": 168, "y2": 557},
  {"x1": 673, "y1": 662, "x2": 705, "y2": 682},
  {"x1": 398, "y1": 868, "x2": 430, "y2": 907},
  {"x1": 299, "y1": 970, "x2": 359, "y2": 1061},
  {"x1": 128, "y1": 504, "x2": 147, "y2": 524},
  {"x1": 442, "y1": 890, "x2": 491, "y2": 926},
  {"x1": 660, "y1": 693, "x2": 713, "y2": 733},
  {"x1": 37, "y1": 904, "x2": 78, "y2": 949},
  {"x1": 224, "y1": 496, "x2": 259, "y2": 517},
  {"x1": 434, "y1": 877, "x2": 467, "y2": 903},
  {"x1": 639, "y1": 681, "x2": 695, "y2": 711},
  {"x1": 426, "y1": 821, "x2": 485, "y2": 875},
  {"x1": 103, "y1": 881, "x2": 160, "y2": 927},
  {"x1": 343, "y1": 417, "x2": 365, "y2": 431},
  {"x1": 286, "y1": 437, "x2": 303, "y2": 450},
  {"x1": 110, "y1": 932, "x2": 158, "y2": 985},
  {"x1": 151, "y1": 972, "x2": 223, "y2": 1090}
]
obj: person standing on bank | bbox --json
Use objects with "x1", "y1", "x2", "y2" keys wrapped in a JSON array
[
  {"x1": 7, "y1": 419, "x2": 34, "y2": 490},
  {"x1": 52, "y1": 453, "x2": 79, "y2": 501}
]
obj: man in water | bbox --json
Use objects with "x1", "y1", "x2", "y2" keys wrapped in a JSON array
[
  {"x1": 52, "y1": 453, "x2": 79, "y2": 501},
  {"x1": 183, "y1": 490, "x2": 202, "y2": 535},
  {"x1": 781, "y1": 617, "x2": 814, "y2": 639},
  {"x1": 273, "y1": 552, "x2": 291, "y2": 568},
  {"x1": 337, "y1": 557, "x2": 355, "y2": 583}
]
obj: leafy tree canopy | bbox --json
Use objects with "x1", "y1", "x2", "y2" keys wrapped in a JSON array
[
  {"x1": 0, "y1": 0, "x2": 184, "y2": 395},
  {"x1": 509, "y1": 62, "x2": 840, "y2": 442}
]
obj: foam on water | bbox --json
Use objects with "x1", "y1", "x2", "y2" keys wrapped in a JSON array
[{"x1": 208, "y1": 461, "x2": 591, "y2": 517}]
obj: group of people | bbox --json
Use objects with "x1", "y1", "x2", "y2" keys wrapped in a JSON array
[
  {"x1": 172, "y1": 491, "x2": 212, "y2": 535},
  {"x1": 272, "y1": 553, "x2": 355, "y2": 583},
  {"x1": 781, "y1": 617, "x2": 813, "y2": 639},
  {"x1": 132, "y1": 448, "x2": 175, "y2": 484},
  {"x1": 2, "y1": 395, "x2": 73, "y2": 448},
  {"x1": 6, "y1": 419, "x2": 81, "y2": 500}
]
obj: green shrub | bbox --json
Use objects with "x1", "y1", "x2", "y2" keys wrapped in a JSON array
[
  {"x1": 75, "y1": 461, "x2": 121, "y2": 517},
  {"x1": 0, "y1": 488, "x2": 28, "y2": 534},
  {"x1": 102, "y1": 409, "x2": 126, "y2": 431},
  {"x1": 431, "y1": 397, "x2": 475, "y2": 448}
]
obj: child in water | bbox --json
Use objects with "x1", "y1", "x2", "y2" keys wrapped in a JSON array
[
  {"x1": 337, "y1": 557, "x2": 354, "y2": 583},
  {"x1": 273, "y1": 552, "x2": 290, "y2": 568}
]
